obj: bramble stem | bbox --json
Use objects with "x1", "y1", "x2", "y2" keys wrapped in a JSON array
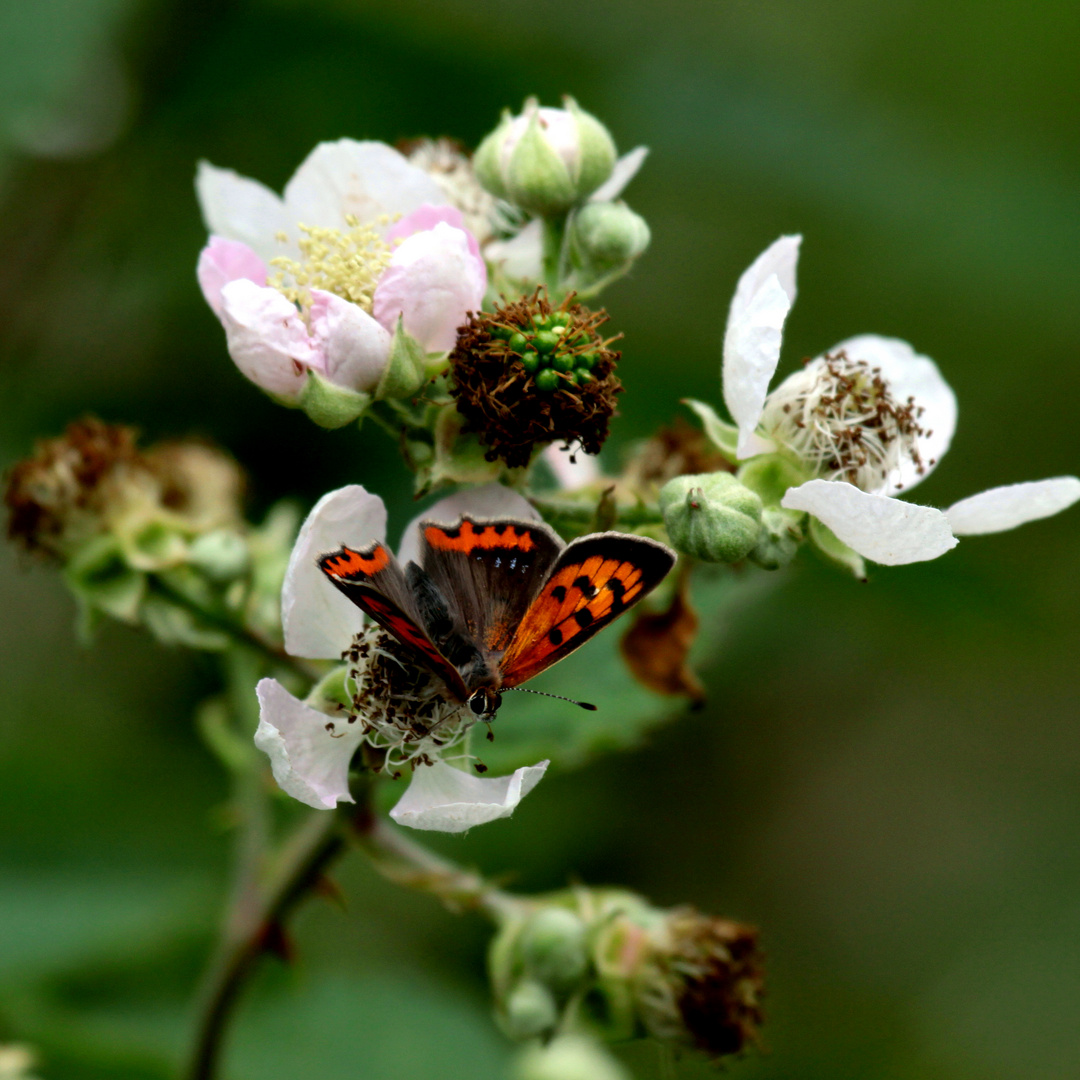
[{"x1": 529, "y1": 494, "x2": 665, "y2": 530}]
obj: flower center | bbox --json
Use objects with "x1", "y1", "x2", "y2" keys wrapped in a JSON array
[
  {"x1": 269, "y1": 215, "x2": 393, "y2": 312},
  {"x1": 343, "y1": 626, "x2": 474, "y2": 775},
  {"x1": 758, "y1": 350, "x2": 927, "y2": 491}
]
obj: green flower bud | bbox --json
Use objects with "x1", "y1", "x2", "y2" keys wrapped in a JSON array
[
  {"x1": 500, "y1": 979, "x2": 559, "y2": 1040},
  {"x1": 187, "y1": 529, "x2": 250, "y2": 583},
  {"x1": 659, "y1": 473, "x2": 763, "y2": 563},
  {"x1": 747, "y1": 506, "x2": 804, "y2": 571},
  {"x1": 512, "y1": 1034, "x2": 631, "y2": 1080},
  {"x1": 474, "y1": 97, "x2": 617, "y2": 217},
  {"x1": 572, "y1": 201, "x2": 651, "y2": 270},
  {"x1": 518, "y1": 907, "x2": 589, "y2": 991}
]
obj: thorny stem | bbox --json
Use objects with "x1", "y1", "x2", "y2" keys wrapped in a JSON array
[{"x1": 186, "y1": 779, "x2": 518, "y2": 1080}]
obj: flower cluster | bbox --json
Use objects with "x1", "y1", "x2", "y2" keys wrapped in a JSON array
[{"x1": 679, "y1": 236, "x2": 1080, "y2": 573}]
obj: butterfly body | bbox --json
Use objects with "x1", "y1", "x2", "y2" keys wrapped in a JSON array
[{"x1": 319, "y1": 515, "x2": 676, "y2": 719}]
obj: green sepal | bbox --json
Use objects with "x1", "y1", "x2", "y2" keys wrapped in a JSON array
[
  {"x1": 682, "y1": 398, "x2": 739, "y2": 463},
  {"x1": 299, "y1": 370, "x2": 371, "y2": 430},
  {"x1": 507, "y1": 109, "x2": 576, "y2": 217},
  {"x1": 141, "y1": 592, "x2": 231, "y2": 650},
  {"x1": 563, "y1": 95, "x2": 617, "y2": 196},
  {"x1": 64, "y1": 534, "x2": 146, "y2": 624},
  {"x1": 415, "y1": 404, "x2": 502, "y2": 495},
  {"x1": 376, "y1": 317, "x2": 427, "y2": 401},
  {"x1": 737, "y1": 453, "x2": 809, "y2": 506},
  {"x1": 809, "y1": 515, "x2": 868, "y2": 582},
  {"x1": 305, "y1": 665, "x2": 352, "y2": 713}
]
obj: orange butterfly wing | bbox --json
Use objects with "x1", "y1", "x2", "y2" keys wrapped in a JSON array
[{"x1": 499, "y1": 532, "x2": 676, "y2": 688}]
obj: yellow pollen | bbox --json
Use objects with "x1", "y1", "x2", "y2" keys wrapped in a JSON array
[{"x1": 269, "y1": 214, "x2": 394, "y2": 313}]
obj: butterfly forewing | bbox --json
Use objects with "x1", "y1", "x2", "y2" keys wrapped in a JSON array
[
  {"x1": 499, "y1": 532, "x2": 676, "y2": 688},
  {"x1": 319, "y1": 542, "x2": 470, "y2": 700}
]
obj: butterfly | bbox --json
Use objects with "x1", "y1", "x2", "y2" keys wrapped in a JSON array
[{"x1": 318, "y1": 515, "x2": 676, "y2": 720}]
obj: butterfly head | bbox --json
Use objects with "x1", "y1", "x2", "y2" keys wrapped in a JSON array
[{"x1": 467, "y1": 686, "x2": 503, "y2": 721}]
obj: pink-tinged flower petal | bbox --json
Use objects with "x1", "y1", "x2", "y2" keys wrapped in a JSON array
[
  {"x1": 219, "y1": 279, "x2": 316, "y2": 400},
  {"x1": 397, "y1": 482, "x2": 541, "y2": 565},
  {"x1": 828, "y1": 335, "x2": 957, "y2": 495},
  {"x1": 542, "y1": 444, "x2": 601, "y2": 491},
  {"x1": 723, "y1": 236, "x2": 802, "y2": 458},
  {"x1": 373, "y1": 222, "x2": 486, "y2": 352},
  {"x1": 945, "y1": 476, "x2": 1080, "y2": 536},
  {"x1": 389, "y1": 759, "x2": 549, "y2": 833},
  {"x1": 486, "y1": 218, "x2": 543, "y2": 283},
  {"x1": 282, "y1": 139, "x2": 444, "y2": 235},
  {"x1": 782, "y1": 479, "x2": 957, "y2": 565},
  {"x1": 254, "y1": 679, "x2": 363, "y2": 809},
  {"x1": 282, "y1": 485, "x2": 387, "y2": 659},
  {"x1": 195, "y1": 161, "x2": 291, "y2": 265},
  {"x1": 307, "y1": 290, "x2": 391, "y2": 393},
  {"x1": 197, "y1": 236, "x2": 268, "y2": 317},
  {"x1": 590, "y1": 145, "x2": 649, "y2": 202}
]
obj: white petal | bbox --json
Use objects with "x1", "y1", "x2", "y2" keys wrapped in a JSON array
[
  {"x1": 219, "y1": 279, "x2": 315, "y2": 399},
  {"x1": 782, "y1": 479, "x2": 958, "y2": 565},
  {"x1": 485, "y1": 218, "x2": 543, "y2": 283},
  {"x1": 195, "y1": 161, "x2": 290, "y2": 265},
  {"x1": 829, "y1": 335, "x2": 957, "y2": 495},
  {"x1": 589, "y1": 145, "x2": 649, "y2": 202},
  {"x1": 308, "y1": 289, "x2": 391, "y2": 393},
  {"x1": 389, "y1": 759, "x2": 549, "y2": 833},
  {"x1": 397, "y1": 482, "x2": 541, "y2": 565},
  {"x1": 541, "y1": 444, "x2": 601, "y2": 491},
  {"x1": 282, "y1": 485, "x2": 387, "y2": 659},
  {"x1": 254, "y1": 679, "x2": 363, "y2": 809},
  {"x1": 283, "y1": 139, "x2": 444, "y2": 234},
  {"x1": 197, "y1": 237, "x2": 267, "y2": 317},
  {"x1": 945, "y1": 476, "x2": 1080, "y2": 536},
  {"x1": 722, "y1": 235, "x2": 802, "y2": 458},
  {"x1": 372, "y1": 222, "x2": 486, "y2": 352}
]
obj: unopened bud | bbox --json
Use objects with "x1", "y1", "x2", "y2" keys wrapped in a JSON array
[
  {"x1": 747, "y1": 506, "x2": 803, "y2": 570},
  {"x1": 512, "y1": 1034, "x2": 631, "y2": 1080},
  {"x1": 518, "y1": 907, "x2": 589, "y2": 991},
  {"x1": 474, "y1": 97, "x2": 617, "y2": 217},
  {"x1": 572, "y1": 202, "x2": 650, "y2": 270},
  {"x1": 501, "y1": 979, "x2": 559, "y2": 1040},
  {"x1": 659, "y1": 472, "x2": 762, "y2": 563}
]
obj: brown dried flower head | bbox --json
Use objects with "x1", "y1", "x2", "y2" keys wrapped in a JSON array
[
  {"x1": 449, "y1": 290, "x2": 622, "y2": 469},
  {"x1": 5, "y1": 417, "x2": 244, "y2": 559},
  {"x1": 638, "y1": 908, "x2": 764, "y2": 1058}
]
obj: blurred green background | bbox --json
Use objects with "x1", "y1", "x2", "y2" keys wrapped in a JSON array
[{"x1": 2, "y1": 1, "x2": 1079, "y2": 1077}]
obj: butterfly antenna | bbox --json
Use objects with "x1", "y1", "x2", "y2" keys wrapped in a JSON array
[{"x1": 504, "y1": 686, "x2": 598, "y2": 711}]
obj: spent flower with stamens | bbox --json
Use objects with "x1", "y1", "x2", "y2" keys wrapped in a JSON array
[
  {"x1": 687, "y1": 236, "x2": 1080, "y2": 567},
  {"x1": 450, "y1": 290, "x2": 622, "y2": 469}
]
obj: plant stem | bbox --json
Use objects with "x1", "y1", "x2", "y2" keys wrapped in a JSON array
[
  {"x1": 185, "y1": 808, "x2": 348, "y2": 1080},
  {"x1": 529, "y1": 494, "x2": 665, "y2": 530}
]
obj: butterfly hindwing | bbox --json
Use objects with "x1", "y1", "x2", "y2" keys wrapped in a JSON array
[
  {"x1": 319, "y1": 542, "x2": 470, "y2": 700},
  {"x1": 499, "y1": 532, "x2": 677, "y2": 688},
  {"x1": 419, "y1": 517, "x2": 564, "y2": 657}
]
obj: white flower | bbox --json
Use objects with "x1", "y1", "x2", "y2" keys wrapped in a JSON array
[
  {"x1": 695, "y1": 236, "x2": 1080, "y2": 566},
  {"x1": 195, "y1": 140, "x2": 486, "y2": 401},
  {"x1": 255, "y1": 482, "x2": 550, "y2": 832}
]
